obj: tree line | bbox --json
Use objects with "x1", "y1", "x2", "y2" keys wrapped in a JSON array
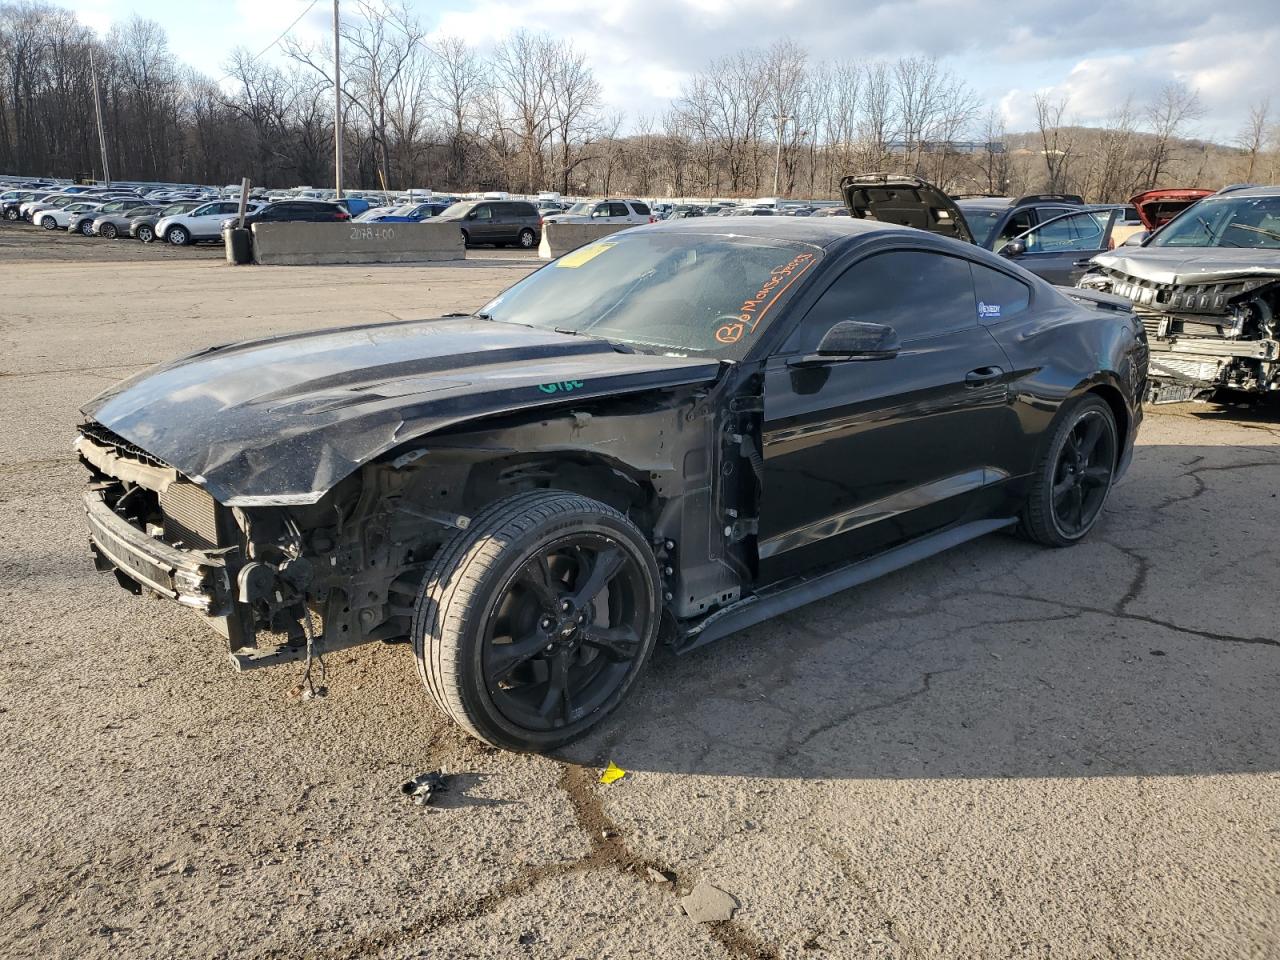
[{"x1": 1, "y1": 0, "x2": 1275, "y2": 199}]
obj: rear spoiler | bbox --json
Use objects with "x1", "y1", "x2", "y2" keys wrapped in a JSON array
[{"x1": 1057, "y1": 286, "x2": 1133, "y2": 313}]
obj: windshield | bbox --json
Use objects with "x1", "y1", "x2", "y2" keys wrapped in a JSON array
[
  {"x1": 564, "y1": 202, "x2": 593, "y2": 216},
  {"x1": 1150, "y1": 196, "x2": 1280, "y2": 248},
  {"x1": 480, "y1": 233, "x2": 821, "y2": 361},
  {"x1": 955, "y1": 203, "x2": 1004, "y2": 247},
  {"x1": 435, "y1": 202, "x2": 474, "y2": 220}
]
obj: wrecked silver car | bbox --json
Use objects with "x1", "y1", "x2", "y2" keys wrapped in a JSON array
[{"x1": 1080, "y1": 186, "x2": 1280, "y2": 403}]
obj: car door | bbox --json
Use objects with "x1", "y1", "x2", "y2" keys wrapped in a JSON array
[
  {"x1": 467, "y1": 203, "x2": 497, "y2": 241},
  {"x1": 1001, "y1": 209, "x2": 1116, "y2": 285},
  {"x1": 195, "y1": 201, "x2": 238, "y2": 236},
  {"x1": 759, "y1": 246, "x2": 1017, "y2": 580}
]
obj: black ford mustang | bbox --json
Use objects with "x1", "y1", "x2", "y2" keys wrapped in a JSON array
[{"x1": 78, "y1": 218, "x2": 1146, "y2": 751}]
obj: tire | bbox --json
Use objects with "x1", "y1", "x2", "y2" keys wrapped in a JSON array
[
  {"x1": 1020, "y1": 394, "x2": 1119, "y2": 547},
  {"x1": 99, "y1": 222, "x2": 118, "y2": 239},
  {"x1": 460, "y1": 229, "x2": 470, "y2": 247},
  {"x1": 412, "y1": 489, "x2": 661, "y2": 752},
  {"x1": 136, "y1": 224, "x2": 155, "y2": 243},
  {"x1": 518, "y1": 228, "x2": 536, "y2": 249},
  {"x1": 40, "y1": 216, "x2": 57, "y2": 230},
  {"x1": 3, "y1": 208, "x2": 17, "y2": 221},
  {"x1": 79, "y1": 219, "x2": 95, "y2": 236},
  {"x1": 166, "y1": 225, "x2": 189, "y2": 246}
]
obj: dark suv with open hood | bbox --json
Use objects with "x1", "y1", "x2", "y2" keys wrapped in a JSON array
[
  {"x1": 1079, "y1": 185, "x2": 1280, "y2": 404},
  {"x1": 842, "y1": 174, "x2": 1084, "y2": 252}
]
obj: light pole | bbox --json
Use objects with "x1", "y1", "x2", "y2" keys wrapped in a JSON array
[
  {"x1": 333, "y1": 0, "x2": 343, "y2": 199},
  {"x1": 771, "y1": 113, "x2": 791, "y2": 196}
]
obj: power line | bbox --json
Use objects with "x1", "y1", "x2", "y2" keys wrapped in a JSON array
[{"x1": 214, "y1": 0, "x2": 322, "y2": 85}]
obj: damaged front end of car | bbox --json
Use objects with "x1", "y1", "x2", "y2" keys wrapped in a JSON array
[{"x1": 1080, "y1": 256, "x2": 1280, "y2": 404}]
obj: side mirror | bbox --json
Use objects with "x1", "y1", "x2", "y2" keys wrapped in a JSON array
[
  {"x1": 466, "y1": 210, "x2": 478, "y2": 220},
  {"x1": 794, "y1": 321, "x2": 900, "y2": 366},
  {"x1": 1121, "y1": 231, "x2": 1148, "y2": 247},
  {"x1": 1000, "y1": 239, "x2": 1026, "y2": 257}
]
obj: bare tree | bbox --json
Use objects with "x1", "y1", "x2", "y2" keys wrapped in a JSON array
[
  {"x1": 430, "y1": 35, "x2": 485, "y2": 189},
  {"x1": 1141, "y1": 81, "x2": 1202, "y2": 188},
  {"x1": 491, "y1": 30, "x2": 555, "y2": 192},
  {"x1": 547, "y1": 38, "x2": 600, "y2": 195},
  {"x1": 1234, "y1": 98, "x2": 1271, "y2": 182},
  {"x1": 1034, "y1": 92, "x2": 1075, "y2": 192}
]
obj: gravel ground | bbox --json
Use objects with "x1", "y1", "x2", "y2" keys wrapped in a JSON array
[{"x1": 0, "y1": 234, "x2": 1277, "y2": 960}]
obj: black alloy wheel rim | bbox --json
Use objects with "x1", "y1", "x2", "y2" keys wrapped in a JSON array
[
  {"x1": 1051, "y1": 410, "x2": 1115, "y2": 538},
  {"x1": 481, "y1": 533, "x2": 647, "y2": 732}
]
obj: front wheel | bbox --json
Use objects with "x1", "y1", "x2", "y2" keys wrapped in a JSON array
[
  {"x1": 99, "y1": 222, "x2": 118, "y2": 239},
  {"x1": 460, "y1": 229, "x2": 470, "y2": 247},
  {"x1": 136, "y1": 224, "x2": 155, "y2": 243},
  {"x1": 1020, "y1": 394, "x2": 1118, "y2": 547},
  {"x1": 166, "y1": 225, "x2": 189, "y2": 246},
  {"x1": 518, "y1": 228, "x2": 536, "y2": 249},
  {"x1": 40, "y1": 216, "x2": 57, "y2": 230},
  {"x1": 3, "y1": 208, "x2": 17, "y2": 221},
  {"x1": 412, "y1": 490, "x2": 661, "y2": 752},
  {"x1": 79, "y1": 220, "x2": 95, "y2": 236}
]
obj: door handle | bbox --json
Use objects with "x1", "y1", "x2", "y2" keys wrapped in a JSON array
[
  {"x1": 1072, "y1": 258, "x2": 1095, "y2": 267},
  {"x1": 965, "y1": 366, "x2": 1004, "y2": 386}
]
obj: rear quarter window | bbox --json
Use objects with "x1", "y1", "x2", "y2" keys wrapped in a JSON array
[
  {"x1": 970, "y1": 263, "x2": 1031, "y2": 321},
  {"x1": 630, "y1": 201, "x2": 651, "y2": 215}
]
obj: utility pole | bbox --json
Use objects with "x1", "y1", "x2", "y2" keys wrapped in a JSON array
[
  {"x1": 771, "y1": 114, "x2": 791, "y2": 197},
  {"x1": 333, "y1": 0, "x2": 343, "y2": 198},
  {"x1": 89, "y1": 45, "x2": 111, "y2": 185}
]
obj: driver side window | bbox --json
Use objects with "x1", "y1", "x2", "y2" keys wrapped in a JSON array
[
  {"x1": 1022, "y1": 212, "x2": 1105, "y2": 253},
  {"x1": 786, "y1": 250, "x2": 977, "y2": 352}
]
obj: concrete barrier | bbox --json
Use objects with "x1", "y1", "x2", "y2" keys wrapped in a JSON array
[
  {"x1": 538, "y1": 222, "x2": 631, "y2": 260},
  {"x1": 249, "y1": 222, "x2": 464, "y2": 265}
]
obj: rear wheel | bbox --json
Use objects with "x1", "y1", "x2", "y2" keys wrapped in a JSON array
[
  {"x1": 166, "y1": 225, "x2": 189, "y2": 246},
  {"x1": 135, "y1": 224, "x2": 155, "y2": 243},
  {"x1": 518, "y1": 228, "x2": 536, "y2": 249},
  {"x1": 99, "y1": 222, "x2": 118, "y2": 239},
  {"x1": 412, "y1": 490, "x2": 661, "y2": 752},
  {"x1": 1020, "y1": 395, "x2": 1118, "y2": 547}
]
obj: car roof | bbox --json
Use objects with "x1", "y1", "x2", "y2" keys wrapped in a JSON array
[
  {"x1": 1202, "y1": 185, "x2": 1280, "y2": 200},
  {"x1": 626, "y1": 215, "x2": 904, "y2": 249}
]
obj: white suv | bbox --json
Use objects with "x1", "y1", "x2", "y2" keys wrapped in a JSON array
[
  {"x1": 542, "y1": 199, "x2": 654, "y2": 225},
  {"x1": 156, "y1": 201, "x2": 263, "y2": 245}
]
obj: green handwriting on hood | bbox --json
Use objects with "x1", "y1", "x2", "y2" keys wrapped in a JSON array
[{"x1": 537, "y1": 380, "x2": 585, "y2": 394}]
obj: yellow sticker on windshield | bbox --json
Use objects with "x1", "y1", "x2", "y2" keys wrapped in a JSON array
[{"x1": 556, "y1": 242, "x2": 616, "y2": 268}]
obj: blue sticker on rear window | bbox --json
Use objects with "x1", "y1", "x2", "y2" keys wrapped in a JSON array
[{"x1": 978, "y1": 300, "x2": 1001, "y2": 319}]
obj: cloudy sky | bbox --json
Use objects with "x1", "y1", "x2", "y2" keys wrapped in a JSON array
[{"x1": 66, "y1": 0, "x2": 1276, "y2": 142}]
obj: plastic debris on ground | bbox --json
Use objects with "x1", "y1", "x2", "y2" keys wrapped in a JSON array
[
  {"x1": 400, "y1": 770, "x2": 449, "y2": 806},
  {"x1": 599, "y1": 761, "x2": 627, "y2": 784}
]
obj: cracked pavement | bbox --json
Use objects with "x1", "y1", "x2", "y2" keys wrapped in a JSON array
[{"x1": 0, "y1": 249, "x2": 1277, "y2": 959}]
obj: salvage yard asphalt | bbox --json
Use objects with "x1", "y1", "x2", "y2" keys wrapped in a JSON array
[{"x1": 1, "y1": 232, "x2": 1278, "y2": 960}]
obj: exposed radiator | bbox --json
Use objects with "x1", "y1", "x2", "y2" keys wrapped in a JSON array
[{"x1": 159, "y1": 481, "x2": 221, "y2": 550}]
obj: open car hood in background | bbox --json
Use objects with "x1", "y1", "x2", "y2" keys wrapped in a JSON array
[
  {"x1": 1128, "y1": 189, "x2": 1213, "y2": 229},
  {"x1": 840, "y1": 173, "x2": 975, "y2": 244}
]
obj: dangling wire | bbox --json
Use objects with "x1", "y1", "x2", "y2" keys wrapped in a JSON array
[{"x1": 299, "y1": 605, "x2": 327, "y2": 699}]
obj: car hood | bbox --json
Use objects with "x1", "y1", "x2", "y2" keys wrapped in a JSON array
[
  {"x1": 1128, "y1": 189, "x2": 1213, "y2": 229},
  {"x1": 81, "y1": 318, "x2": 721, "y2": 506},
  {"x1": 840, "y1": 173, "x2": 974, "y2": 244},
  {"x1": 1091, "y1": 248, "x2": 1280, "y2": 285}
]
